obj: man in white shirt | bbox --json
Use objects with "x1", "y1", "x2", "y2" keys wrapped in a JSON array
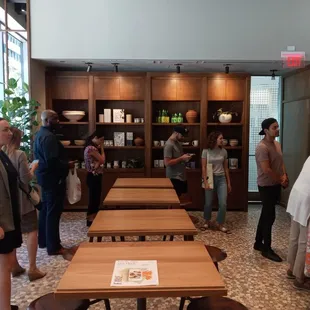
[{"x1": 287, "y1": 156, "x2": 310, "y2": 291}]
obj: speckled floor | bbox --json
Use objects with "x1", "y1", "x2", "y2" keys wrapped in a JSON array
[{"x1": 11, "y1": 205, "x2": 310, "y2": 310}]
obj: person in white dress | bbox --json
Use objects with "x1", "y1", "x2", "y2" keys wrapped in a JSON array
[{"x1": 286, "y1": 156, "x2": 310, "y2": 291}]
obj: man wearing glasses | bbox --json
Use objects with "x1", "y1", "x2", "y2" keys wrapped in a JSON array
[{"x1": 164, "y1": 126, "x2": 192, "y2": 196}]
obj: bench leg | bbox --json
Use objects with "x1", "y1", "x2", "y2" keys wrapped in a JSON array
[
  {"x1": 120, "y1": 236, "x2": 125, "y2": 242},
  {"x1": 179, "y1": 297, "x2": 186, "y2": 310},
  {"x1": 89, "y1": 237, "x2": 94, "y2": 242},
  {"x1": 97, "y1": 237, "x2": 102, "y2": 242},
  {"x1": 112, "y1": 236, "x2": 116, "y2": 242}
]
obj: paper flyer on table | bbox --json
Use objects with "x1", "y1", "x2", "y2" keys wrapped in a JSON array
[{"x1": 110, "y1": 260, "x2": 159, "y2": 287}]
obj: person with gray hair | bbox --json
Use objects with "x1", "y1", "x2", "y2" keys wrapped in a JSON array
[{"x1": 34, "y1": 109, "x2": 76, "y2": 260}]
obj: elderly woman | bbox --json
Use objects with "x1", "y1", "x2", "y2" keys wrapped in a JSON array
[
  {"x1": 287, "y1": 156, "x2": 310, "y2": 291},
  {"x1": 4, "y1": 127, "x2": 46, "y2": 281},
  {"x1": 0, "y1": 118, "x2": 20, "y2": 310}
]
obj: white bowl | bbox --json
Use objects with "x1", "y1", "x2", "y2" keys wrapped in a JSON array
[
  {"x1": 74, "y1": 140, "x2": 85, "y2": 146},
  {"x1": 62, "y1": 111, "x2": 86, "y2": 122},
  {"x1": 60, "y1": 140, "x2": 71, "y2": 146}
]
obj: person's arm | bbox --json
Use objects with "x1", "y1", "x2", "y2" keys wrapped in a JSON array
[
  {"x1": 163, "y1": 144, "x2": 191, "y2": 167},
  {"x1": 201, "y1": 149, "x2": 209, "y2": 189},
  {"x1": 18, "y1": 152, "x2": 34, "y2": 184},
  {"x1": 89, "y1": 149, "x2": 105, "y2": 166},
  {"x1": 224, "y1": 159, "x2": 231, "y2": 193}
]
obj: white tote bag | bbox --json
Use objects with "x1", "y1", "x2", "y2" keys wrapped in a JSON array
[
  {"x1": 201, "y1": 149, "x2": 214, "y2": 189},
  {"x1": 66, "y1": 167, "x2": 82, "y2": 204}
]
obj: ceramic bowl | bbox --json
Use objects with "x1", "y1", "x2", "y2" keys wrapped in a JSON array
[
  {"x1": 222, "y1": 139, "x2": 228, "y2": 146},
  {"x1": 62, "y1": 111, "x2": 85, "y2": 122},
  {"x1": 74, "y1": 140, "x2": 85, "y2": 146},
  {"x1": 60, "y1": 140, "x2": 71, "y2": 146},
  {"x1": 229, "y1": 139, "x2": 239, "y2": 146}
]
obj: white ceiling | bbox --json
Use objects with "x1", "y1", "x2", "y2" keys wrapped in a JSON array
[{"x1": 42, "y1": 59, "x2": 309, "y2": 76}]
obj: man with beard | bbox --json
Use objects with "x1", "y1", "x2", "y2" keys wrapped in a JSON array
[
  {"x1": 254, "y1": 118, "x2": 289, "y2": 262},
  {"x1": 34, "y1": 110, "x2": 75, "y2": 260},
  {"x1": 164, "y1": 126, "x2": 192, "y2": 197}
]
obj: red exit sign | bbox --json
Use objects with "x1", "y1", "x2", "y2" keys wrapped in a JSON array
[{"x1": 281, "y1": 51, "x2": 306, "y2": 68}]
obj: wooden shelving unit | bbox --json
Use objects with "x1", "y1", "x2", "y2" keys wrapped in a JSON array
[{"x1": 46, "y1": 72, "x2": 250, "y2": 211}]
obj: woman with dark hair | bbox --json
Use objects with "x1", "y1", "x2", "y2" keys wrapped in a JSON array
[
  {"x1": 0, "y1": 118, "x2": 20, "y2": 310},
  {"x1": 84, "y1": 131, "x2": 105, "y2": 227},
  {"x1": 3, "y1": 127, "x2": 46, "y2": 281},
  {"x1": 201, "y1": 131, "x2": 231, "y2": 233}
]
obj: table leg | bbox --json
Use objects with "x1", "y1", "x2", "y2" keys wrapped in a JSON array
[
  {"x1": 169, "y1": 235, "x2": 174, "y2": 241},
  {"x1": 112, "y1": 236, "x2": 116, "y2": 242},
  {"x1": 89, "y1": 237, "x2": 94, "y2": 242},
  {"x1": 120, "y1": 236, "x2": 125, "y2": 242},
  {"x1": 139, "y1": 236, "x2": 146, "y2": 241},
  {"x1": 97, "y1": 237, "x2": 102, "y2": 242},
  {"x1": 184, "y1": 235, "x2": 194, "y2": 241},
  {"x1": 137, "y1": 298, "x2": 146, "y2": 310}
]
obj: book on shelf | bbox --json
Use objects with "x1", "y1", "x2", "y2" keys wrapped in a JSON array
[
  {"x1": 113, "y1": 109, "x2": 125, "y2": 123},
  {"x1": 114, "y1": 132, "x2": 125, "y2": 146}
]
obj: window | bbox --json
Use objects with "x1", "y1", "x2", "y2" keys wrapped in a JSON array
[{"x1": 248, "y1": 77, "x2": 281, "y2": 192}]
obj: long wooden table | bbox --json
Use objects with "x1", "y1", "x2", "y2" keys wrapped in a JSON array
[
  {"x1": 112, "y1": 178, "x2": 173, "y2": 188},
  {"x1": 55, "y1": 242, "x2": 227, "y2": 310},
  {"x1": 88, "y1": 209, "x2": 197, "y2": 242},
  {"x1": 103, "y1": 188, "x2": 180, "y2": 208}
]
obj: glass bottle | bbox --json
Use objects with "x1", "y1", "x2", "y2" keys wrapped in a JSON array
[
  {"x1": 158, "y1": 110, "x2": 162, "y2": 123},
  {"x1": 177, "y1": 113, "x2": 182, "y2": 123},
  {"x1": 166, "y1": 110, "x2": 170, "y2": 123}
]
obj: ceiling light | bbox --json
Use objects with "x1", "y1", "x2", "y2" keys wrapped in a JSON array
[
  {"x1": 224, "y1": 64, "x2": 231, "y2": 74},
  {"x1": 85, "y1": 62, "x2": 92, "y2": 72},
  {"x1": 270, "y1": 69, "x2": 278, "y2": 80},
  {"x1": 112, "y1": 63, "x2": 119, "y2": 72},
  {"x1": 175, "y1": 63, "x2": 182, "y2": 74}
]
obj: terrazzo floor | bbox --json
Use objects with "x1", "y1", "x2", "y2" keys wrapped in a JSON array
[{"x1": 11, "y1": 205, "x2": 310, "y2": 310}]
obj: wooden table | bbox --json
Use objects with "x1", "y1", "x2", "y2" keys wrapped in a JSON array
[
  {"x1": 55, "y1": 242, "x2": 227, "y2": 310},
  {"x1": 88, "y1": 209, "x2": 198, "y2": 242},
  {"x1": 103, "y1": 188, "x2": 180, "y2": 208},
  {"x1": 113, "y1": 178, "x2": 173, "y2": 189}
]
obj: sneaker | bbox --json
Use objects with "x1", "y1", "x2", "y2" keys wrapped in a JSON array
[
  {"x1": 253, "y1": 242, "x2": 264, "y2": 251},
  {"x1": 286, "y1": 269, "x2": 296, "y2": 279},
  {"x1": 262, "y1": 249, "x2": 282, "y2": 262},
  {"x1": 293, "y1": 279, "x2": 310, "y2": 292}
]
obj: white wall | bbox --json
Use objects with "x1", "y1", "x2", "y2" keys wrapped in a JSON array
[{"x1": 31, "y1": 0, "x2": 310, "y2": 61}]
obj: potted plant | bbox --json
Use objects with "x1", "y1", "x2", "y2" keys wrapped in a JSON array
[
  {"x1": 213, "y1": 108, "x2": 238, "y2": 123},
  {"x1": 0, "y1": 78, "x2": 41, "y2": 159}
]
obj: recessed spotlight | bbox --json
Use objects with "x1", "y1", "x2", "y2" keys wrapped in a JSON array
[
  {"x1": 175, "y1": 63, "x2": 182, "y2": 74},
  {"x1": 224, "y1": 64, "x2": 231, "y2": 74}
]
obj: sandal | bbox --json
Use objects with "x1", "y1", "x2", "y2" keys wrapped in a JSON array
[
  {"x1": 216, "y1": 224, "x2": 231, "y2": 234},
  {"x1": 200, "y1": 221, "x2": 211, "y2": 231}
]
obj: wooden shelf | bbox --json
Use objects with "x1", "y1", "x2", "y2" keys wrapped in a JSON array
[
  {"x1": 64, "y1": 146, "x2": 84, "y2": 149},
  {"x1": 152, "y1": 123, "x2": 200, "y2": 126},
  {"x1": 152, "y1": 146, "x2": 200, "y2": 150},
  {"x1": 96, "y1": 123, "x2": 144, "y2": 126},
  {"x1": 60, "y1": 122, "x2": 89, "y2": 125},
  {"x1": 207, "y1": 123, "x2": 243, "y2": 126},
  {"x1": 224, "y1": 146, "x2": 242, "y2": 150},
  {"x1": 104, "y1": 146, "x2": 145, "y2": 150},
  {"x1": 103, "y1": 168, "x2": 144, "y2": 173}
]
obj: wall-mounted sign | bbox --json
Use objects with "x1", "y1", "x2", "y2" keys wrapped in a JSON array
[{"x1": 281, "y1": 51, "x2": 306, "y2": 68}]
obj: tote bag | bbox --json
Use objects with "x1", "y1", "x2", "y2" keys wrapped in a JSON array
[
  {"x1": 66, "y1": 167, "x2": 82, "y2": 204},
  {"x1": 201, "y1": 149, "x2": 214, "y2": 189}
]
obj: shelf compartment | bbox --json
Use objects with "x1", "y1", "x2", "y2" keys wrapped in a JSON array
[
  {"x1": 103, "y1": 168, "x2": 145, "y2": 173},
  {"x1": 152, "y1": 123, "x2": 200, "y2": 126},
  {"x1": 152, "y1": 146, "x2": 200, "y2": 150},
  {"x1": 104, "y1": 146, "x2": 145, "y2": 150},
  {"x1": 224, "y1": 146, "x2": 242, "y2": 150},
  {"x1": 60, "y1": 122, "x2": 89, "y2": 125},
  {"x1": 96, "y1": 123, "x2": 144, "y2": 126},
  {"x1": 64, "y1": 146, "x2": 84, "y2": 149}
]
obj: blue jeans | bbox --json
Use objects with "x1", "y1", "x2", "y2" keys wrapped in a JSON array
[
  {"x1": 204, "y1": 175, "x2": 227, "y2": 224},
  {"x1": 39, "y1": 182, "x2": 66, "y2": 254}
]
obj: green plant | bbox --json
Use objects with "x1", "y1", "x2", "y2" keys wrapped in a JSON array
[{"x1": 0, "y1": 78, "x2": 41, "y2": 158}]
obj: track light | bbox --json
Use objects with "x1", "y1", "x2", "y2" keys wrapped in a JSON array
[
  {"x1": 112, "y1": 63, "x2": 119, "y2": 72},
  {"x1": 175, "y1": 63, "x2": 182, "y2": 74},
  {"x1": 86, "y1": 62, "x2": 92, "y2": 72},
  {"x1": 224, "y1": 64, "x2": 231, "y2": 74},
  {"x1": 270, "y1": 69, "x2": 278, "y2": 80}
]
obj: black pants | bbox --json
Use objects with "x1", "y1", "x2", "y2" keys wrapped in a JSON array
[
  {"x1": 87, "y1": 173, "x2": 103, "y2": 216},
  {"x1": 255, "y1": 184, "x2": 281, "y2": 251},
  {"x1": 170, "y1": 178, "x2": 188, "y2": 197},
  {"x1": 39, "y1": 182, "x2": 66, "y2": 254}
]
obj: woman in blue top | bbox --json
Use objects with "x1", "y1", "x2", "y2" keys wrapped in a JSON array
[{"x1": 201, "y1": 131, "x2": 231, "y2": 233}]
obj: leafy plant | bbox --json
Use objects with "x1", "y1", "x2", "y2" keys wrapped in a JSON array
[
  {"x1": 0, "y1": 78, "x2": 41, "y2": 159},
  {"x1": 213, "y1": 108, "x2": 238, "y2": 120}
]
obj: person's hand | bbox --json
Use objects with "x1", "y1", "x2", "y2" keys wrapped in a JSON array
[
  {"x1": 204, "y1": 182, "x2": 210, "y2": 190},
  {"x1": 0, "y1": 227, "x2": 5, "y2": 240},
  {"x1": 281, "y1": 174, "x2": 289, "y2": 189},
  {"x1": 68, "y1": 161, "x2": 77, "y2": 169},
  {"x1": 227, "y1": 183, "x2": 232, "y2": 193},
  {"x1": 181, "y1": 154, "x2": 192, "y2": 162},
  {"x1": 97, "y1": 137, "x2": 105, "y2": 147},
  {"x1": 31, "y1": 161, "x2": 39, "y2": 171}
]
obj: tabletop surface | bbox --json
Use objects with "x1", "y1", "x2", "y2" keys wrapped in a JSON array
[
  {"x1": 88, "y1": 209, "x2": 198, "y2": 237},
  {"x1": 113, "y1": 178, "x2": 173, "y2": 188},
  {"x1": 103, "y1": 188, "x2": 180, "y2": 207},
  {"x1": 55, "y1": 241, "x2": 227, "y2": 299}
]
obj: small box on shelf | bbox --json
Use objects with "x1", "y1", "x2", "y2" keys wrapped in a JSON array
[
  {"x1": 114, "y1": 132, "x2": 125, "y2": 146},
  {"x1": 104, "y1": 109, "x2": 112, "y2": 123},
  {"x1": 126, "y1": 132, "x2": 133, "y2": 146},
  {"x1": 113, "y1": 109, "x2": 125, "y2": 123}
]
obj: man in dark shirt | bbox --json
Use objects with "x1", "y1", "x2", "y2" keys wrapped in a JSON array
[{"x1": 34, "y1": 110, "x2": 75, "y2": 259}]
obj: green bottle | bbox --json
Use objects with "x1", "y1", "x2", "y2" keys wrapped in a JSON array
[
  {"x1": 172, "y1": 113, "x2": 176, "y2": 123},
  {"x1": 177, "y1": 113, "x2": 182, "y2": 123},
  {"x1": 158, "y1": 110, "x2": 162, "y2": 123},
  {"x1": 166, "y1": 110, "x2": 170, "y2": 123}
]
